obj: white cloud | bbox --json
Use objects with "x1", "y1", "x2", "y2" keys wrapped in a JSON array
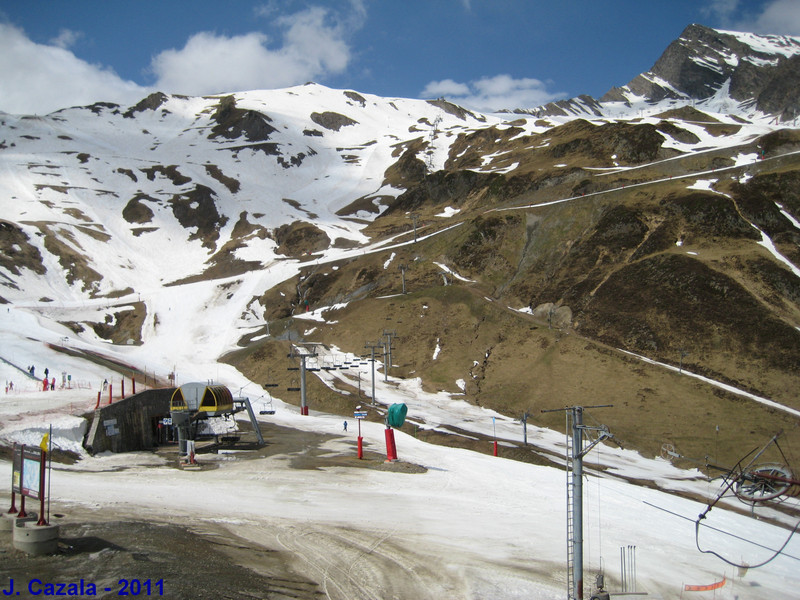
[
  {"x1": 150, "y1": 8, "x2": 352, "y2": 95},
  {"x1": 254, "y1": 2, "x2": 282, "y2": 18},
  {"x1": 421, "y1": 73, "x2": 565, "y2": 113},
  {"x1": 0, "y1": 23, "x2": 145, "y2": 115},
  {"x1": 0, "y1": 4, "x2": 362, "y2": 115},
  {"x1": 420, "y1": 79, "x2": 471, "y2": 97},
  {"x1": 50, "y1": 28, "x2": 83, "y2": 50},
  {"x1": 703, "y1": 0, "x2": 800, "y2": 36},
  {"x1": 701, "y1": 0, "x2": 741, "y2": 23},
  {"x1": 741, "y1": 0, "x2": 800, "y2": 35}
]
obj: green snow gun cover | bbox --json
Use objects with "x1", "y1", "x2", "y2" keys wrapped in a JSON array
[{"x1": 387, "y1": 403, "x2": 407, "y2": 428}]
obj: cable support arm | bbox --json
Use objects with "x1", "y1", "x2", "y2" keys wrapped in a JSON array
[{"x1": 577, "y1": 428, "x2": 615, "y2": 459}]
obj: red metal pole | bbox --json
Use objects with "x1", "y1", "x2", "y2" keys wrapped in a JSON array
[
  {"x1": 17, "y1": 445, "x2": 26, "y2": 518},
  {"x1": 108, "y1": 383, "x2": 113, "y2": 404},
  {"x1": 132, "y1": 377, "x2": 136, "y2": 395},
  {"x1": 357, "y1": 419, "x2": 363, "y2": 459},
  {"x1": 121, "y1": 378, "x2": 125, "y2": 399},
  {"x1": 95, "y1": 391, "x2": 100, "y2": 409},
  {"x1": 8, "y1": 444, "x2": 17, "y2": 514},
  {"x1": 384, "y1": 428, "x2": 397, "y2": 462},
  {"x1": 493, "y1": 440, "x2": 498, "y2": 457}
]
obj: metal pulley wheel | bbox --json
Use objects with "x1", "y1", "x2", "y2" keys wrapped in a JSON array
[{"x1": 734, "y1": 463, "x2": 794, "y2": 502}]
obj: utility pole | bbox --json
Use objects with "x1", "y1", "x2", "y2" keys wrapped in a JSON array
[
  {"x1": 410, "y1": 213, "x2": 420, "y2": 243},
  {"x1": 382, "y1": 330, "x2": 397, "y2": 382},
  {"x1": 679, "y1": 348, "x2": 689, "y2": 373},
  {"x1": 426, "y1": 115, "x2": 442, "y2": 172},
  {"x1": 288, "y1": 345, "x2": 318, "y2": 415},
  {"x1": 399, "y1": 264, "x2": 408, "y2": 294},
  {"x1": 364, "y1": 341, "x2": 383, "y2": 405},
  {"x1": 542, "y1": 405, "x2": 615, "y2": 600},
  {"x1": 521, "y1": 411, "x2": 530, "y2": 446}
]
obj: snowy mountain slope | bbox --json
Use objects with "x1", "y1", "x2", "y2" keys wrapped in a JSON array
[
  {"x1": 0, "y1": 25, "x2": 799, "y2": 473},
  {"x1": 518, "y1": 25, "x2": 800, "y2": 123},
  {"x1": 605, "y1": 24, "x2": 800, "y2": 120},
  {"x1": 0, "y1": 25, "x2": 799, "y2": 597},
  {"x1": 0, "y1": 85, "x2": 500, "y2": 300}
]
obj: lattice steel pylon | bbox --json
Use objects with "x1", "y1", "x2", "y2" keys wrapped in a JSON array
[
  {"x1": 566, "y1": 425, "x2": 575, "y2": 597},
  {"x1": 544, "y1": 405, "x2": 615, "y2": 600},
  {"x1": 426, "y1": 115, "x2": 442, "y2": 172}
]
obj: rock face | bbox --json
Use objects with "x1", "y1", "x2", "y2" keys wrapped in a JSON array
[
  {"x1": 602, "y1": 24, "x2": 800, "y2": 120},
  {"x1": 517, "y1": 24, "x2": 800, "y2": 122}
]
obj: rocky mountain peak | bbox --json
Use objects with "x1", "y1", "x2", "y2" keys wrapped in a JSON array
[{"x1": 602, "y1": 24, "x2": 800, "y2": 120}]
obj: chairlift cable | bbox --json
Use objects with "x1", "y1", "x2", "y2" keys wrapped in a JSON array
[
  {"x1": 691, "y1": 431, "x2": 800, "y2": 568},
  {"x1": 695, "y1": 516, "x2": 800, "y2": 569},
  {"x1": 642, "y1": 500, "x2": 800, "y2": 563}
]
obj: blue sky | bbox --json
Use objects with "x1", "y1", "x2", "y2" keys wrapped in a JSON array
[{"x1": 1, "y1": 0, "x2": 799, "y2": 115}]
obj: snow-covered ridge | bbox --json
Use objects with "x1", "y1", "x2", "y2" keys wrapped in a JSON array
[
  {"x1": 717, "y1": 28, "x2": 800, "y2": 58},
  {"x1": 0, "y1": 84, "x2": 504, "y2": 299}
]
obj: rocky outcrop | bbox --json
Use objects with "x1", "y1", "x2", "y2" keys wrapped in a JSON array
[{"x1": 602, "y1": 24, "x2": 800, "y2": 120}]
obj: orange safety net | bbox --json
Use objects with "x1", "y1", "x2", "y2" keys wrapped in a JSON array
[{"x1": 684, "y1": 577, "x2": 726, "y2": 591}]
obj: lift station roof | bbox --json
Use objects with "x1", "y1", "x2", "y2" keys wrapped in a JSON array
[{"x1": 170, "y1": 383, "x2": 234, "y2": 416}]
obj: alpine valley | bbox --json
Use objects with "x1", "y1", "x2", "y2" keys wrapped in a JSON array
[{"x1": 2, "y1": 24, "x2": 800, "y2": 467}]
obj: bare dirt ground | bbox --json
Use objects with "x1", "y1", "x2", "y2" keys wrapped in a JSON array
[{"x1": 1, "y1": 514, "x2": 320, "y2": 599}]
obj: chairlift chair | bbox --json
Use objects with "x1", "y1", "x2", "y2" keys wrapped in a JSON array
[{"x1": 259, "y1": 392, "x2": 276, "y2": 416}]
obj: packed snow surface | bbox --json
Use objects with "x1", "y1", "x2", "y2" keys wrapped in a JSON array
[{"x1": 2, "y1": 320, "x2": 799, "y2": 598}]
